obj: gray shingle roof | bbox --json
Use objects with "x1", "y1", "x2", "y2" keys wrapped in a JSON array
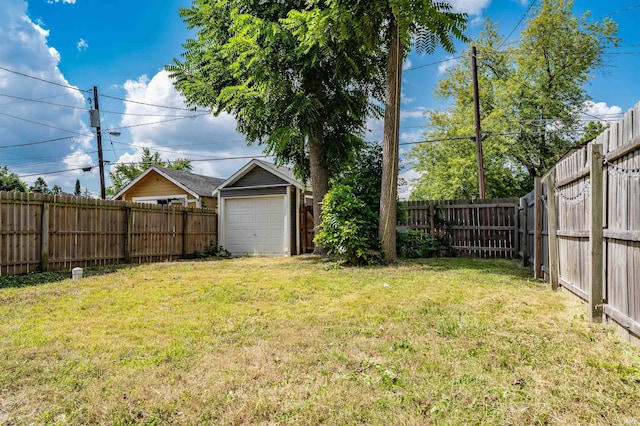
[
  {"x1": 253, "y1": 159, "x2": 300, "y2": 185},
  {"x1": 154, "y1": 166, "x2": 225, "y2": 196}
]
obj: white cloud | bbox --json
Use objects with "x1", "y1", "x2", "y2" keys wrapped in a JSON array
[
  {"x1": 445, "y1": 0, "x2": 491, "y2": 16},
  {"x1": 438, "y1": 56, "x2": 459, "y2": 75},
  {"x1": 76, "y1": 38, "x2": 88, "y2": 52},
  {"x1": 0, "y1": 0, "x2": 91, "y2": 190},
  {"x1": 46, "y1": 0, "x2": 77, "y2": 4},
  {"x1": 401, "y1": 108, "x2": 427, "y2": 120},
  {"x1": 113, "y1": 70, "x2": 263, "y2": 180},
  {"x1": 400, "y1": 130, "x2": 423, "y2": 144},
  {"x1": 582, "y1": 101, "x2": 622, "y2": 122},
  {"x1": 402, "y1": 58, "x2": 413, "y2": 71},
  {"x1": 398, "y1": 168, "x2": 421, "y2": 200}
]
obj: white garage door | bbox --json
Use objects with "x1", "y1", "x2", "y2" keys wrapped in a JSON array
[{"x1": 225, "y1": 196, "x2": 286, "y2": 256}]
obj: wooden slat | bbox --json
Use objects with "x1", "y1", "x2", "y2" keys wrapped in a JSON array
[
  {"x1": 556, "y1": 230, "x2": 590, "y2": 238},
  {"x1": 604, "y1": 230, "x2": 640, "y2": 242},
  {"x1": 0, "y1": 191, "x2": 217, "y2": 275},
  {"x1": 559, "y1": 277, "x2": 589, "y2": 301}
]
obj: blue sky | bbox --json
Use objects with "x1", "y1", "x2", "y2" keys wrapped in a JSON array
[{"x1": 1, "y1": 0, "x2": 638, "y2": 198}]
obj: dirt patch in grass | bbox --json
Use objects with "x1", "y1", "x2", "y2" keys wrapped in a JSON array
[{"x1": 1, "y1": 257, "x2": 639, "y2": 425}]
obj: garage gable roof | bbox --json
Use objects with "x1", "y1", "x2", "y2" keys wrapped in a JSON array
[
  {"x1": 216, "y1": 159, "x2": 307, "y2": 191},
  {"x1": 113, "y1": 166, "x2": 225, "y2": 199}
]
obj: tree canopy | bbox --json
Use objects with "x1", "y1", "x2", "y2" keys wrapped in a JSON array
[
  {"x1": 167, "y1": 1, "x2": 385, "y2": 251},
  {"x1": 107, "y1": 148, "x2": 192, "y2": 195},
  {"x1": 0, "y1": 165, "x2": 26, "y2": 192},
  {"x1": 410, "y1": 0, "x2": 618, "y2": 200}
]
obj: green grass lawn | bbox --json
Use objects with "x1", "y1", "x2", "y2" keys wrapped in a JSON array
[{"x1": 1, "y1": 257, "x2": 639, "y2": 425}]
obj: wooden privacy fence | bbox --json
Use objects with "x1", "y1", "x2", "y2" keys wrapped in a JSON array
[
  {"x1": 403, "y1": 198, "x2": 520, "y2": 258},
  {"x1": 522, "y1": 101, "x2": 640, "y2": 342},
  {"x1": 0, "y1": 192, "x2": 218, "y2": 276},
  {"x1": 517, "y1": 177, "x2": 549, "y2": 279}
]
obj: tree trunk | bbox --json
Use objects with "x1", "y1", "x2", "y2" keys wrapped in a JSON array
[
  {"x1": 379, "y1": 15, "x2": 401, "y2": 262},
  {"x1": 309, "y1": 121, "x2": 329, "y2": 255}
]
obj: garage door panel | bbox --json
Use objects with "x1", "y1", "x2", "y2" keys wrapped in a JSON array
[
  {"x1": 225, "y1": 196, "x2": 285, "y2": 256},
  {"x1": 227, "y1": 213, "x2": 256, "y2": 225}
]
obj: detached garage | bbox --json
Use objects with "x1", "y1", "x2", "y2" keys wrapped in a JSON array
[{"x1": 217, "y1": 159, "x2": 312, "y2": 257}]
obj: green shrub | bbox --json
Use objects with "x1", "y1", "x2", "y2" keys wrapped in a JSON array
[
  {"x1": 396, "y1": 229, "x2": 439, "y2": 259},
  {"x1": 314, "y1": 184, "x2": 380, "y2": 265}
]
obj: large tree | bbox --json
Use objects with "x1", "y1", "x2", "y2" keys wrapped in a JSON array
[
  {"x1": 167, "y1": 1, "x2": 383, "y2": 253},
  {"x1": 410, "y1": 0, "x2": 618, "y2": 199},
  {"x1": 107, "y1": 147, "x2": 192, "y2": 195},
  {"x1": 0, "y1": 165, "x2": 26, "y2": 192},
  {"x1": 372, "y1": 0, "x2": 467, "y2": 261}
]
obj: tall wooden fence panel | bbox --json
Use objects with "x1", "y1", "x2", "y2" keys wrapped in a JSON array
[
  {"x1": 403, "y1": 198, "x2": 519, "y2": 258},
  {"x1": 600, "y1": 105, "x2": 640, "y2": 336},
  {"x1": 536, "y1": 101, "x2": 640, "y2": 341},
  {"x1": 553, "y1": 147, "x2": 592, "y2": 302},
  {"x1": 0, "y1": 192, "x2": 218, "y2": 276}
]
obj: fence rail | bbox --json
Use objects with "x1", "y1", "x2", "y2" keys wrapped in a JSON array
[
  {"x1": 403, "y1": 198, "x2": 519, "y2": 258},
  {"x1": 0, "y1": 192, "x2": 217, "y2": 276},
  {"x1": 518, "y1": 101, "x2": 640, "y2": 343}
]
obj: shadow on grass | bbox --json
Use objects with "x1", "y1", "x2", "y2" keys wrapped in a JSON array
[
  {"x1": 0, "y1": 263, "x2": 134, "y2": 290},
  {"x1": 403, "y1": 257, "x2": 533, "y2": 281},
  {"x1": 288, "y1": 254, "x2": 533, "y2": 282}
]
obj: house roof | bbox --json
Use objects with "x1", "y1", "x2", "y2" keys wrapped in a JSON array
[
  {"x1": 216, "y1": 159, "x2": 309, "y2": 192},
  {"x1": 113, "y1": 166, "x2": 225, "y2": 200}
]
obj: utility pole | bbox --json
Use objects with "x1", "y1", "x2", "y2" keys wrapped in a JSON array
[
  {"x1": 471, "y1": 46, "x2": 486, "y2": 199},
  {"x1": 93, "y1": 86, "x2": 106, "y2": 199}
]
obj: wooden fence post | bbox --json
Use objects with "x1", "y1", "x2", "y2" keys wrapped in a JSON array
[
  {"x1": 429, "y1": 201, "x2": 435, "y2": 237},
  {"x1": 41, "y1": 202, "x2": 49, "y2": 271},
  {"x1": 512, "y1": 202, "x2": 519, "y2": 260},
  {"x1": 547, "y1": 169, "x2": 559, "y2": 291},
  {"x1": 589, "y1": 143, "x2": 604, "y2": 322},
  {"x1": 182, "y1": 210, "x2": 189, "y2": 258},
  {"x1": 520, "y1": 197, "x2": 528, "y2": 266},
  {"x1": 124, "y1": 207, "x2": 132, "y2": 263},
  {"x1": 534, "y1": 177, "x2": 543, "y2": 278}
]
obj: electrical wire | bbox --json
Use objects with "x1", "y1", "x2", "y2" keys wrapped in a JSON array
[
  {"x1": 0, "y1": 112, "x2": 90, "y2": 136},
  {"x1": 16, "y1": 154, "x2": 272, "y2": 178},
  {"x1": 404, "y1": 55, "x2": 464, "y2": 72},
  {"x1": 0, "y1": 136, "x2": 75, "y2": 149},
  {"x1": 597, "y1": 3, "x2": 640, "y2": 18},
  {"x1": 0, "y1": 93, "x2": 87, "y2": 110},
  {"x1": 98, "y1": 93, "x2": 199, "y2": 111},
  {"x1": 0, "y1": 66, "x2": 90, "y2": 93},
  {"x1": 498, "y1": 0, "x2": 537, "y2": 49}
]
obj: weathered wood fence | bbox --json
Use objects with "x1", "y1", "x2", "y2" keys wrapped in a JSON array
[
  {"x1": 403, "y1": 198, "x2": 520, "y2": 258},
  {"x1": 520, "y1": 101, "x2": 640, "y2": 343},
  {"x1": 517, "y1": 177, "x2": 549, "y2": 279},
  {"x1": 0, "y1": 192, "x2": 218, "y2": 276}
]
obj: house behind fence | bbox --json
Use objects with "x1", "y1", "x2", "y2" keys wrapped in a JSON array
[{"x1": 0, "y1": 192, "x2": 217, "y2": 276}]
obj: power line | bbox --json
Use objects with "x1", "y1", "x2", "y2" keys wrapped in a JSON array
[
  {"x1": 399, "y1": 129, "x2": 592, "y2": 146},
  {"x1": 499, "y1": 0, "x2": 537, "y2": 49},
  {"x1": 0, "y1": 93, "x2": 87, "y2": 110},
  {"x1": 100, "y1": 109, "x2": 201, "y2": 118},
  {"x1": 108, "y1": 114, "x2": 208, "y2": 132},
  {"x1": 16, "y1": 154, "x2": 271, "y2": 178},
  {"x1": 0, "y1": 136, "x2": 74, "y2": 149},
  {"x1": 404, "y1": 56, "x2": 464, "y2": 72},
  {"x1": 0, "y1": 112, "x2": 89, "y2": 136},
  {"x1": 598, "y1": 3, "x2": 640, "y2": 18},
  {"x1": 17, "y1": 166, "x2": 89, "y2": 178},
  {"x1": 99, "y1": 93, "x2": 199, "y2": 111},
  {"x1": 109, "y1": 140, "x2": 229, "y2": 159},
  {"x1": 0, "y1": 66, "x2": 89, "y2": 93}
]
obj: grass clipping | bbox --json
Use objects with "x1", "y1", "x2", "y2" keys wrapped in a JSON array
[{"x1": 1, "y1": 257, "x2": 639, "y2": 425}]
